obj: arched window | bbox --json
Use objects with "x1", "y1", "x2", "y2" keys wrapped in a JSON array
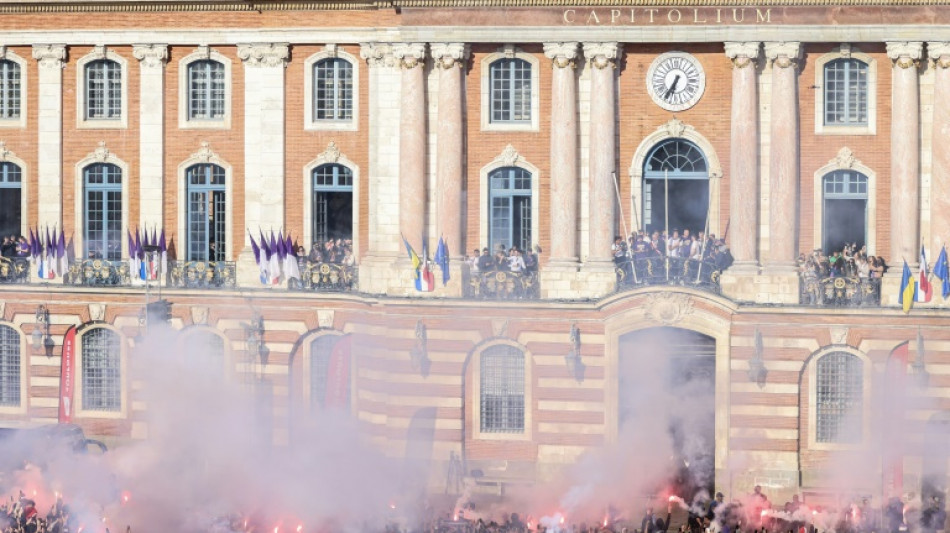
[
  {"x1": 181, "y1": 329, "x2": 226, "y2": 379},
  {"x1": 0, "y1": 59, "x2": 21, "y2": 119},
  {"x1": 313, "y1": 58, "x2": 353, "y2": 122},
  {"x1": 488, "y1": 167, "x2": 532, "y2": 252},
  {"x1": 85, "y1": 59, "x2": 122, "y2": 120},
  {"x1": 312, "y1": 164, "x2": 353, "y2": 244},
  {"x1": 185, "y1": 164, "x2": 226, "y2": 261},
  {"x1": 0, "y1": 325, "x2": 21, "y2": 407},
  {"x1": 816, "y1": 351, "x2": 863, "y2": 443},
  {"x1": 642, "y1": 139, "x2": 709, "y2": 235},
  {"x1": 81, "y1": 328, "x2": 122, "y2": 412},
  {"x1": 0, "y1": 163, "x2": 22, "y2": 239},
  {"x1": 187, "y1": 60, "x2": 226, "y2": 120},
  {"x1": 479, "y1": 344, "x2": 525, "y2": 433},
  {"x1": 489, "y1": 58, "x2": 532, "y2": 124},
  {"x1": 822, "y1": 170, "x2": 868, "y2": 253},
  {"x1": 83, "y1": 163, "x2": 123, "y2": 261},
  {"x1": 308, "y1": 335, "x2": 350, "y2": 411},
  {"x1": 824, "y1": 58, "x2": 869, "y2": 127}
]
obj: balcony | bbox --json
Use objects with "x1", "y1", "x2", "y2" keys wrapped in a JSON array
[
  {"x1": 465, "y1": 270, "x2": 540, "y2": 300},
  {"x1": 288, "y1": 260, "x2": 357, "y2": 292},
  {"x1": 800, "y1": 274, "x2": 881, "y2": 307},
  {"x1": 64, "y1": 259, "x2": 131, "y2": 287},
  {"x1": 615, "y1": 256, "x2": 722, "y2": 295},
  {"x1": 0, "y1": 257, "x2": 29, "y2": 284},
  {"x1": 168, "y1": 261, "x2": 237, "y2": 289}
]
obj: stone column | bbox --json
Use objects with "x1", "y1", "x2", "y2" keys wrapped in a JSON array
[
  {"x1": 431, "y1": 43, "x2": 469, "y2": 258},
  {"x1": 929, "y1": 42, "x2": 950, "y2": 253},
  {"x1": 544, "y1": 42, "x2": 580, "y2": 266},
  {"x1": 887, "y1": 42, "x2": 924, "y2": 268},
  {"x1": 236, "y1": 43, "x2": 289, "y2": 284},
  {"x1": 392, "y1": 43, "x2": 428, "y2": 251},
  {"x1": 584, "y1": 42, "x2": 621, "y2": 267},
  {"x1": 763, "y1": 42, "x2": 801, "y2": 272},
  {"x1": 725, "y1": 42, "x2": 760, "y2": 269},
  {"x1": 132, "y1": 44, "x2": 168, "y2": 230},
  {"x1": 32, "y1": 45, "x2": 66, "y2": 230}
]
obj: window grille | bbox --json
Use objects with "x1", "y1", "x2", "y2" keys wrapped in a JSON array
[
  {"x1": 314, "y1": 59, "x2": 353, "y2": 121},
  {"x1": 645, "y1": 139, "x2": 708, "y2": 176},
  {"x1": 823, "y1": 170, "x2": 868, "y2": 199},
  {"x1": 188, "y1": 60, "x2": 226, "y2": 120},
  {"x1": 488, "y1": 167, "x2": 532, "y2": 252},
  {"x1": 81, "y1": 328, "x2": 122, "y2": 412},
  {"x1": 83, "y1": 163, "x2": 123, "y2": 261},
  {"x1": 816, "y1": 352, "x2": 863, "y2": 443},
  {"x1": 0, "y1": 162, "x2": 21, "y2": 185},
  {"x1": 824, "y1": 59, "x2": 869, "y2": 126},
  {"x1": 0, "y1": 325, "x2": 20, "y2": 407},
  {"x1": 186, "y1": 330, "x2": 225, "y2": 379},
  {"x1": 312, "y1": 164, "x2": 354, "y2": 244},
  {"x1": 479, "y1": 344, "x2": 525, "y2": 433},
  {"x1": 0, "y1": 60, "x2": 20, "y2": 119},
  {"x1": 490, "y1": 58, "x2": 532, "y2": 123},
  {"x1": 85, "y1": 60, "x2": 122, "y2": 120},
  {"x1": 309, "y1": 335, "x2": 341, "y2": 410},
  {"x1": 185, "y1": 164, "x2": 226, "y2": 261}
]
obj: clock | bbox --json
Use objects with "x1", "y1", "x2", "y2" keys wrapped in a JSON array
[{"x1": 646, "y1": 52, "x2": 706, "y2": 112}]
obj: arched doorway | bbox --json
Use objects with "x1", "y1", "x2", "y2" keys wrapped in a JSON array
[
  {"x1": 618, "y1": 326, "x2": 716, "y2": 496},
  {"x1": 642, "y1": 139, "x2": 709, "y2": 236},
  {"x1": 821, "y1": 170, "x2": 868, "y2": 253}
]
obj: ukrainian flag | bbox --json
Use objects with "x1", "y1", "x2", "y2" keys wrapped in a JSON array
[
  {"x1": 898, "y1": 260, "x2": 917, "y2": 313},
  {"x1": 402, "y1": 235, "x2": 422, "y2": 280}
]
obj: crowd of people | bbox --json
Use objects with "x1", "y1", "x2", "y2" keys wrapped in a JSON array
[
  {"x1": 611, "y1": 229, "x2": 734, "y2": 284},
  {"x1": 307, "y1": 239, "x2": 356, "y2": 267},
  {"x1": 0, "y1": 493, "x2": 85, "y2": 533},
  {"x1": 0, "y1": 236, "x2": 29, "y2": 259},
  {"x1": 798, "y1": 244, "x2": 888, "y2": 280},
  {"x1": 466, "y1": 246, "x2": 540, "y2": 275}
]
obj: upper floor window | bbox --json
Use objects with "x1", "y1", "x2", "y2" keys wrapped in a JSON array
[
  {"x1": 81, "y1": 328, "x2": 122, "y2": 412},
  {"x1": 479, "y1": 344, "x2": 525, "y2": 433},
  {"x1": 0, "y1": 162, "x2": 22, "y2": 240},
  {"x1": 85, "y1": 60, "x2": 122, "y2": 120},
  {"x1": 0, "y1": 59, "x2": 21, "y2": 119},
  {"x1": 823, "y1": 58, "x2": 869, "y2": 127},
  {"x1": 816, "y1": 351, "x2": 863, "y2": 443},
  {"x1": 83, "y1": 163, "x2": 123, "y2": 261},
  {"x1": 188, "y1": 60, "x2": 226, "y2": 120},
  {"x1": 313, "y1": 58, "x2": 353, "y2": 122},
  {"x1": 489, "y1": 58, "x2": 532, "y2": 124},
  {"x1": 0, "y1": 325, "x2": 21, "y2": 407},
  {"x1": 488, "y1": 167, "x2": 532, "y2": 253},
  {"x1": 185, "y1": 163, "x2": 227, "y2": 262}
]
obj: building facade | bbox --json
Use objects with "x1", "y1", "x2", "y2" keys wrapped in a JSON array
[{"x1": 0, "y1": 0, "x2": 949, "y2": 507}]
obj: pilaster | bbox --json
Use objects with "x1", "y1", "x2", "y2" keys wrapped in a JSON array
[
  {"x1": 132, "y1": 44, "x2": 168, "y2": 230},
  {"x1": 31, "y1": 44, "x2": 66, "y2": 229},
  {"x1": 929, "y1": 42, "x2": 950, "y2": 256}
]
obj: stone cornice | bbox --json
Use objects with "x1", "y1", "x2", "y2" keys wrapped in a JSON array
[
  {"x1": 237, "y1": 42, "x2": 290, "y2": 66},
  {"x1": 430, "y1": 42, "x2": 469, "y2": 68}
]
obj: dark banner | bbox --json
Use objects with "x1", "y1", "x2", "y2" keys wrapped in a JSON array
[
  {"x1": 883, "y1": 340, "x2": 909, "y2": 499},
  {"x1": 325, "y1": 335, "x2": 352, "y2": 409},
  {"x1": 58, "y1": 326, "x2": 77, "y2": 424}
]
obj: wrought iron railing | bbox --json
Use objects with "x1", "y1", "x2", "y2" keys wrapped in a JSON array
[
  {"x1": 465, "y1": 270, "x2": 540, "y2": 300},
  {"x1": 0, "y1": 257, "x2": 29, "y2": 284},
  {"x1": 800, "y1": 275, "x2": 881, "y2": 307},
  {"x1": 168, "y1": 260, "x2": 237, "y2": 289},
  {"x1": 64, "y1": 259, "x2": 131, "y2": 287},
  {"x1": 615, "y1": 256, "x2": 722, "y2": 294},
  {"x1": 288, "y1": 260, "x2": 357, "y2": 292}
]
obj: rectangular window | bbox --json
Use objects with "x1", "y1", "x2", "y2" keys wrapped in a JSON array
[
  {"x1": 314, "y1": 59, "x2": 353, "y2": 121},
  {"x1": 480, "y1": 346, "x2": 525, "y2": 433},
  {"x1": 490, "y1": 59, "x2": 532, "y2": 123},
  {"x1": 824, "y1": 59, "x2": 868, "y2": 127},
  {"x1": 82, "y1": 329, "x2": 122, "y2": 412},
  {"x1": 0, "y1": 60, "x2": 21, "y2": 119},
  {"x1": 86, "y1": 60, "x2": 122, "y2": 120},
  {"x1": 816, "y1": 353, "x2": 863, "y2": 443},
  {"x1": 189, "y1": 60, "x2": 226, "y2": 120}
]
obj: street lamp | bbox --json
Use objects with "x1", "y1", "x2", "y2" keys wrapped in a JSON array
[
  {"x1": 32, "y1": 305, "x2": 54, "y2": 357},
  {"x1": 913, "y1": 329, "x2": 930, "y2": 388},
  {"x1": 243, "y1": 313, "x2": 268, "y2": 370},
  {"x1": 565, "y1": 323, "x2": 584, "y2": 381}
]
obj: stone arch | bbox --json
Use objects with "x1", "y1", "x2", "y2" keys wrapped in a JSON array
[
  {"x1": 176, "y1": 325, "x2": 232, "y2": 380},
  {"x1": 629, "y1": 119, "x2": 724, "y2": 236}
]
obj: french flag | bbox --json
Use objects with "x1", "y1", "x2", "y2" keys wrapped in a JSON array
[{"x1": 918, "y1": 245, "x2": 933, "y2": 303}]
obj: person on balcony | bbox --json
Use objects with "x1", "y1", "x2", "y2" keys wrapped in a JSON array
[
  {"x1": 507, "y1": 247, "x2": 526, "y2": 273},
  {"x1": 476, "y1": 248, "x2": 494, "y2": 272}
]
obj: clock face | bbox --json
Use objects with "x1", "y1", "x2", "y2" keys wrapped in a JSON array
[{"x1": 646, "y1": 52, "x2": 706, "y2": 112}]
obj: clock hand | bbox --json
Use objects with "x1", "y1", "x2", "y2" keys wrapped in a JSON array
[{"x1": 664, "y1": 75, "x2": 681, "y2": 100}]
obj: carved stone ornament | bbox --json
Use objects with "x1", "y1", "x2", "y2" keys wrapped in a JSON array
[
  {"x1": 132, "y1": 44, "x2": 168, "y2": 68},
  {"x1": 431, "y1": 43, "x2": 470, "y2": 69},
  {"x1": 0, "y1": 142, "x2": 10, "y2": 162},
  {"x1": 91, "y1": 45, "x2": 107, "y2": 61},
  {"x1": 191, "y1": 141, "x2": 217, "y2": 163},
  {"x1": 498, "y1": 144, "x2": 521, "y2": 166},
  {"x1": 724, "y1": 41, "x2": 760, "y2": 69},
  {"x1": 500, "y1": 44, "x2": 517, "y2": 59},
  {"x1": 190, "y1": 306, "x2": 209, "y2": 326},
  {"x1": 91, "y1": 141, "x2": 111, "y2": 163},
  {"x1": 237, "y1": 43, "x2": 289, "y2": 67},
  {"x1": 833, "y1": 147, "x2": 859, "y2": 169},
  {"x1": 663, "y1": 118, "x2": 688, "y2": 138},
  {"x1": 392, "y1": 42, "x2": 427, "y2": 69},
  {"x1": 886, "y1": 41, "x2": 924, "y2": 69},
  {"x1": 543, "y1": 42, "x2": 579, "y2": 69},
  {"x1": 359, "y1": 42, "x2": 394, "y2": 68},
  {"x1": 583, "y1": 42, "x2": 622, "y2": 69},
  {"x1": 195, "y1": 45, "x2": 212, "y2": 60},
  {"x1": 491, "y1": 318, "x2": 509, "y2": 338},
  {"x1": 928, "y1": 42, "x2": 950, "y2": 68},
  {"x1": 643, "y1": 292, "x2": 694, "y2": 325},
  {"x1": 839, "y1": 43, "x2": 852, "y2": 58},
  {"x1": 324, "y1": 43, "x2": 339, "y2": 57},
  {"x1": 317, "y1": 310, "x2": 335, "y2": 329},
  {"x1": 830, "y1": 326, "x2": 849, "y2": 345},
  {"x1": 764, "y1": 41, "x2": 802, "y2": 69},
  {"x1": 0, "y1": 46, "x2": 6, "y2": 60},
  {"x1": 321, "y1": 141, "x2": 342, "y2": 163},
  {"x1": 32, "y1": 44, "x2": 66, "y2": 69},
  {"x1": 88, "y1": 303, "x2": 106, "y2": 322}
]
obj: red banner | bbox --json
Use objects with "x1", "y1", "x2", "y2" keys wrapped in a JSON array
[
  {"x1": 324, "y1": 335, "x2": 352, "y2": 409},
  {"x1": 883, "y1": 340, "x2": 909, "y2": 498},
  {"x1": 58, "y1": 326, "x2": 77, "y2": 424}
]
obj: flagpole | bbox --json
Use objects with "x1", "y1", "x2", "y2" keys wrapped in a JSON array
[
  {"x1": 611, "y1": 171, "x2": 629, "y2": 241},
  {"x1": 664, "y1": 169, "x2": 670, "y2": 237}
]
